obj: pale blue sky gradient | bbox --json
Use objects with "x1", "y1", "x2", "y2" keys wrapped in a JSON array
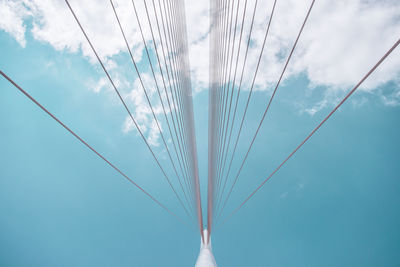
[{"x1": 1, "y1": 17, "x2": 400, "y2": 267}]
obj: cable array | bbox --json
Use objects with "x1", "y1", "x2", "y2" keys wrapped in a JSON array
[
  {"x1": 2, "y1": 0, "x2": 204, "y2": 234},
  {"x1": 65, "y1": 0, "x2": 203, "y2": 235},
  {"x1": 208, "y1": 0, "x2": 399, "y2": 232},
  {"x1": 220, "y1": 38, "x2": 400, "y2": 225},
  {"x1": 208, "y1": 0, "x2": 268, "y2": 235},
  {"x1": 65, "y1": 0, "x2": 204, "y2": 237},
  {"x1": 2, "y1": 0, "x2": 398, "y2": 243}
]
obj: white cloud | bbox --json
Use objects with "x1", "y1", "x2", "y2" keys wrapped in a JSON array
[
  {"x1": 1, "y1": 0, "x2": 400, "y2": 116},
  {"x1": 0, "y1": 0, "x2": 151, "y2": 62},
  {"x1": 184, "y1": 0, "x2": 210, "y2": 92},
  {"x1": 0, "y1": 0, "x2": 177, "y2": 146},
  {"x1": 380, "y1": 82, "x2": 400, "y2": 107},
  {"x1": 121, "y1": 72, "x2": 171, "y2": 147},
  {"x1": 185, "y1": 0, "x2": 400, "y2": 107},
  {"x1": 88, "y1": 77, "x2": 108, "y2": 93},
  {"x1": 301, "y1": 89, "x2": 343, "y2": 116},
  {"x1": 0, "y1": 0, "x2": 30, "y2": 47},
  {"x1": 291, "y1": 0, "x2": 400, "y2": 91}
]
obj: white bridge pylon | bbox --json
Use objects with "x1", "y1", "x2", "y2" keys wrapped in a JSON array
[{"x1": 195, "y1": 229, "x2": 217, "y2": 267}]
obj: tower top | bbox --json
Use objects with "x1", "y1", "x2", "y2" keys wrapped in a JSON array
[{"x1": 195, "y1": 229, "x2": 217, "y2": 267}]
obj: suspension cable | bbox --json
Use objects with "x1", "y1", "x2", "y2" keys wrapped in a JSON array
[
  {"x1": 65, "y1": 0, "x2": 191, "y2": 219},
  {"x1": 141, "y1": 0, "x2": 196, "y2": 214},
  {"x1": 0, "y1": 70, "x2": 186, "y2": 226},
  {"x1": 220, "y1": 37, "x2": 400, "y2": 226},
  {"x1": 218, "y1": 0, "x2": 313, "y2": 222},
  {"x1": 109, "y1": 0, "x2": 194, "y2": 219}
]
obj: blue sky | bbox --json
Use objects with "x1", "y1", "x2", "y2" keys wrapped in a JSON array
[{"x1": 1, "y1": 1, "x2": 400, "y2": 266}]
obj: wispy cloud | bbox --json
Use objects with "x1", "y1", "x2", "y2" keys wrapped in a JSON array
[
  {"x1": 121, "y1": 72, "x2": 170, "y2": 147},
  {"x1": 87, "y1": 77, "x2": 108, "y2": 93},
  {"x1": 0, "y1": 0, "x2": 29, "y2": 47}
]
